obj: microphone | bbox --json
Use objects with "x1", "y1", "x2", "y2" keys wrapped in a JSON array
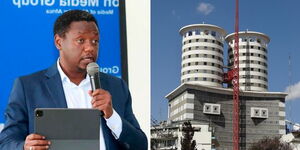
[
  {"x1": 87, "y1": 62, "x2": 103, "y2": 116},
  {"x1": 87, "y1": 62, "x2": 102, "y2": 90}
]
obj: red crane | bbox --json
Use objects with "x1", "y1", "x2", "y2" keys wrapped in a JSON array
[
  {"x1": 233, "y1": 0, "x2": 240, "y2": 149},
  {"x1": 222, "y1": 0, "x2": 240, "y2": 148}
]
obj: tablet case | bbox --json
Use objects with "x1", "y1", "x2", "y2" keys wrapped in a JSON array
[{"x1": 34, "y1": 108, "x2": 101, "y2": 150}]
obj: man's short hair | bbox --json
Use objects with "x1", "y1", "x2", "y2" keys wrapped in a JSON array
[{"x1": 54, "y1": 10, "x2": 98, "y2": 37}]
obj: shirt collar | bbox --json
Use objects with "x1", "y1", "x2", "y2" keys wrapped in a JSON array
[{"x1": 56, "y1": 58, "x2": 90, "y2": 85}]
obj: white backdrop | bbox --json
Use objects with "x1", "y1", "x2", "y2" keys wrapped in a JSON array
[{"x1": 126, "y1": 0, "x2": 151, "y2": 148}]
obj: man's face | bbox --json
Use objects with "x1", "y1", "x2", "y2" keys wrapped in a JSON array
[{"x1": 55, "y1": 21, "x2": 99, "y2": 73}]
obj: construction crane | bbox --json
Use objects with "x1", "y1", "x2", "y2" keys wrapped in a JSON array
[
  {"x1": 224, "y1": 0, "x2": 240, "y2": 149},
  {"x1": 233, "y1": 0, "x2": 240, "y2": 149}
]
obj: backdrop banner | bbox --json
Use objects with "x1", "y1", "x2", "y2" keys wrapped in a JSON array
[{"x1": 0, "y1": 0, "x2": 121, "y2": 124}]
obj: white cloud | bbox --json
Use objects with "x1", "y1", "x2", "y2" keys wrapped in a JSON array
[
  {"x1": 171, "y1": 9, "x2": 181, "y2": 20},
  {"x1": 197, "y1": 2, "x2": 214, "y2": 15},
  {"x1": 171, "y1": 10, "x2": 176, "y2": 16},
  {"x1": 285, "y1": 81, "x2": 300, "y2": 101}
]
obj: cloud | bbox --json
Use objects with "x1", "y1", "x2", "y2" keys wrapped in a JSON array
[
  {"x1": 197, "y1": 2, "x2": 214, "y2": 15},
  {"x1": 171, "y1": 10, "x2": 176, "y2": 16},
  {"x1": 171, "y1": 9, "x2": 181, "y2": 20},
  {"x1": 285, "y1": 81, "x2": 300, "y2": 101}
]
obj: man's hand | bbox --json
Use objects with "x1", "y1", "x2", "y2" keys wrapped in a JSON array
[
  {"x1": 89, "y1": 89, "x2": 113, "y2": 119},
  {"x1": 24, "y1": 134, "x2": 50, "y2": 150}
]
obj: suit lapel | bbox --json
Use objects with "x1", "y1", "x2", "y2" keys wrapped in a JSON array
[{"x1": 44, "y1": 64, "x2": 68, "y2": 108}]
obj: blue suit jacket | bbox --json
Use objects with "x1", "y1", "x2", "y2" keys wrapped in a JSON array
[{"x1": 0, "y1": 64, "x2": 147, "y2": 150}]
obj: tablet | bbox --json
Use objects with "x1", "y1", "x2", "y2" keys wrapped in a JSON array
[{"x1": 34, "y1": 108, "x2": 101, "y2": 150}]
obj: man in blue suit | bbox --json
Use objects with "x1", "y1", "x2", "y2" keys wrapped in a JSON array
[{"x1": 0, "y1": 10, "x2": 147, "y2": 150}]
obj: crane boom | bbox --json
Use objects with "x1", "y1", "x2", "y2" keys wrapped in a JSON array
[{"x1": 233, "y1": 0, "x2": 240, "y2": 149}]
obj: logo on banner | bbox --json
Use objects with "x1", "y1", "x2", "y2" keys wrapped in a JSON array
[{"x1": 12, "y1": 0, "x2": 119, "y2": 15}]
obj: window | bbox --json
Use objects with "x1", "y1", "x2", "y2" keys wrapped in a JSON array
[
  {"x1": 196, "y1": 39, "x2": 199, "y2": 42},
  {"x1": 203, "y1": 77, "x2": 207, "y2": 81},
  {"x1": 212, "y1": 40, "x2": 215, "y2": 43},
  {"x1": 195, "y1": 30, "x2": 200, "y2": 35},
  {"x1": 263, "y1": 48, "x2": 266, "y2": 52},
  {"x1": 212, "y1": 63, "x2": 215, "y2": 66},
  {"x1": 204, "y1": 46, "x2": 207, "y2": 49},
  {"x1": 188, "y1": 63, "x2": 191, "y2": 66},
  {"x1": 189, "y1": 40, "x2": 191, "y2": 43},
  {"x1": 188, "y1": 31, "x2": 193, "y2": 36},
  {"x1": 195, "y1": 62, "x2": 199, "y2": 65},
  {"x1": 204, "y1": 54, "x2": 207, "y2": 57},
  {"x1": 204, "y1": 30, "x2": 209, "y2": 35},
  {"x1": 196, "y1": 54, "x2": 199, "y2": 57},
  {"x1": 204, "y1": 39, "x2": 208, "y2": 42},
  {"x1": 211, "y1": 31, "x2": 216, "y2": 37},
  {"x1": 258, "y1": 47, "x2": 261, "y2": 50},
  {"x1": 257, "y1": 39, "x2": 261, "y2": 43},
  {"x1": 212, "y1": 55, "x2": 215, "y2": 59}
]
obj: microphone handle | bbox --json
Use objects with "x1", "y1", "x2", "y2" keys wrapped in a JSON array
[
  {"x1": 90, "y1": 72, "x2": 104, "y2": 116},
  {"x1": 90, "y1": 72, "x2": 101, "y2": 90}
]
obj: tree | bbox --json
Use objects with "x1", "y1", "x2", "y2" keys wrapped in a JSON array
[
  {"x1": 249, "y1": 137, "x2": 293, "y2": 150},
  {"x1": 181, "y1": 121, "x2": 197, "y2": 150}
]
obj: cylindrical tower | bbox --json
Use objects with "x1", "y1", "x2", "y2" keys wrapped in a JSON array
[
  {"x1": 179, "y1": 24, "x2": 227, "y2": 87},
  {"x1": 225, "y1": 31, "x2": 270, "y2": 91}
]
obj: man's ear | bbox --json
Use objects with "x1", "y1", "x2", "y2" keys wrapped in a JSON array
[{"x1": 54, "y1": 34, "x2": 63, "y2": 51}]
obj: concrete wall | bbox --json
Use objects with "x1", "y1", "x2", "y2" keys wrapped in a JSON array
[{"x1": 169, "y1": 89, "x2": 286, "y2": 150}]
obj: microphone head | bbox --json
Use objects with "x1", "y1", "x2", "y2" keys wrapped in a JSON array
[{"x1": 87, "y1": 62, "x2": 99, "y2": 76}]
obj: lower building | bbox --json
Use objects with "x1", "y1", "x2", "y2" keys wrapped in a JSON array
[
  {"x1": 282, "y1": 131, "x2": 300, "y2": 150},
  {"x1": 165, "y1": 83, "x2": 287, "y2": 150},
  {"x1": 151, "y1": 120, "x2": 212, "y2": 150}
]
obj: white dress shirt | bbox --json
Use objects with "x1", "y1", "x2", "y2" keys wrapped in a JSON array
[{"x1": 57, "y1": 60, "x2": 122, "y2": 150}]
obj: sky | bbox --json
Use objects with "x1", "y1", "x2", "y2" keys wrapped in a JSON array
[{"x1": 151, "y1": 0, "x2": 300, "y2": 125}]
